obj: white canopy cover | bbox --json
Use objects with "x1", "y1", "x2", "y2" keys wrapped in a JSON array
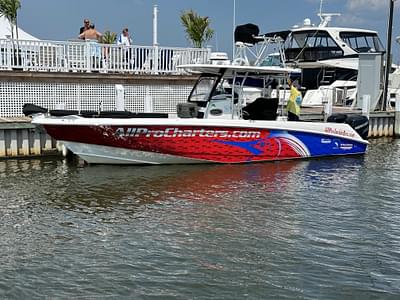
[{"x1": 0, "y1": 16, "x2": 39, "y2": 40}]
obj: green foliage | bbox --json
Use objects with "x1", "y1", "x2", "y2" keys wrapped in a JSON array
[
  {"x1": 0, "y1": 0, "x2": 20, "y2": 23},
  {"x1": 180, "y1": 9, "x2": 214, "y2": 48},
  {"x1": 101, "y1": 30, "x2": 117, "y2": 44},
  {"x1": 0, "y1": 0, "x2": 21, "y2": 39}
]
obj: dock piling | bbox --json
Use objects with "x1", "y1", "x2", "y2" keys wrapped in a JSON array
[{"x1": 395, "y1": 96, "x2": 400, "y2": 137}]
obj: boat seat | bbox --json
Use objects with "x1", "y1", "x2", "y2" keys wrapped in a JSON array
[{"x1": 242, "y1": 97, "x2": 278, "y2": 121}]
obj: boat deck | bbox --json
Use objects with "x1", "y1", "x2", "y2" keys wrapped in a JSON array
[{"x1": 0, "y1": 106, "x2": 389, "y2": 123}]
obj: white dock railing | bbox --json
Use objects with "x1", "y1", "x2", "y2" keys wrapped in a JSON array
[{"x1": 0, "y1": 38, "x2": 211, "y2": 74}]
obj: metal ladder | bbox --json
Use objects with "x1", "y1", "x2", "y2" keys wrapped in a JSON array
[{"x1": 320, "y1": 68, "x2": 336, "y2": 85}]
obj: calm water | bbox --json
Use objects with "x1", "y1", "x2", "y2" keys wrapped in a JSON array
[{"x1": 1, "y1": 139, "x2": 400, "y2": 299}]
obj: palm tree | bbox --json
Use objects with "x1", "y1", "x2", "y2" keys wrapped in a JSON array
[
  {"x1": 0, "y1": 0, "x2": 21, "y2": 40},
  {"x1": 180, "y1": 10, "x2": 214, "y2": 48},
  {"x1": 100, "y1": 30, "x2": 117, "y2": 65},
  {"x1": 100, "y1": 30, "x2": 117, "y2": 44}
]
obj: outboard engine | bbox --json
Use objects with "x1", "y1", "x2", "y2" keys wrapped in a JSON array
[
  {"x1": 327, "y1": 113, "x2": 369, "y2": 139},
  {"x1": 345, "y1": 115, "x2": 369, "y2": 140},
  {"x1": 327, "y1": 113, "x2": 347, "y2": 123}
]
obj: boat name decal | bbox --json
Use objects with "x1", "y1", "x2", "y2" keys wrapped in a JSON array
[
  {"x1": 324, "y1": 127, "x2": 355, "y2": 138},
  {"x1": 115, "y1": 127, "x2": 261, "y2": 139}
]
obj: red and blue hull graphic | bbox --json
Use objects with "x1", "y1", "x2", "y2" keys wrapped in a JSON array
[{"x1": 43, "y1": 124, "x2": 367, "y2": 164}]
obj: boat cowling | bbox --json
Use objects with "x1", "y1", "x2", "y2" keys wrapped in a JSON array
[
  {"x1": 345, "y1": 115, "x2": 369, "y2": 140},
  {"x1": 327, "y1": 113, "x2": 347, "y2": 123},
  {"x1": 328, "y1": 113, "x2": 369, "y2": 139}
]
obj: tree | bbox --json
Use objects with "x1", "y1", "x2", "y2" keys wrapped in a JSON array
[
  {"x1": 100, "y1": 30, "x2": 117, "y2": 44},
  {"x1": 0, "y1": 0, "x2": 21, "y2": 40},
  {"x1": 180, "y1": 10, "x2": 214, "y2": 48}
]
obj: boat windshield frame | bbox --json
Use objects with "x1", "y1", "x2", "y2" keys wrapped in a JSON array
[
  {"x1": 187, "y1": 71, "x2": 225, "y2": 103},
  {"x1": 339, "y1": 31, "x2": 385, "y2": 53},
  {"x1": 187, "y1": 67, "x2": 289, "y2": 119}
]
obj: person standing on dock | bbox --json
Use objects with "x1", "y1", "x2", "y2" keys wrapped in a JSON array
[
  {"x1": 79, "y1": 19, "x2": 91, "y2": 38},
  {"x1": 117, "y1": 28, "x2": 133, "y2": 68},
  {"x1": 79, "y1": 23, "x2": 102, "y2": 41},
  {"x1": 287, "y1": 78, "x2": 302, "y2": 121},
  {"x1": 79, "y1": 24, "x2": 103, "y2": 67},
  {"x1": 117, "y1": 28, "x2": 132, "y2": 46}
]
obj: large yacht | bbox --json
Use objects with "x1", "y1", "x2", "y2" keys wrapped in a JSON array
[{"x1": 282, "y1": 13, "x2": 385, "y2": 89}]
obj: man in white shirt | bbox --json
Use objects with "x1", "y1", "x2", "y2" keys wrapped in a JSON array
[
  {"x1": 117, "y1": 28, "x2": 132, "y2": 46},
  {"x1": 117, "y1": 28, "x2": 133, "y2": 69}
]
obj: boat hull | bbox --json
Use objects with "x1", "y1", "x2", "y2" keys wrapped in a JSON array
[{"x1": 42, "y1": 122, "x2": 368, "y2": 164}]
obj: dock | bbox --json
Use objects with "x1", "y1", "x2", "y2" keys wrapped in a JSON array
[
  {"x1": 0, "y1": 106, "x2": 397, "y2": 159},
  {"x1": 0, "y1": 38, "x2": 398, "y2": 159},
  {"x1": 0, "y1": 117, "x2": 57, "y2": 158}
]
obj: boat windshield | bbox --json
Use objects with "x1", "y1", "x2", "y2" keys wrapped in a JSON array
[
  {"x1": 339, "y1": 32, "x2": 385, "y2": 53},
  {"x1": 285, "y1": 30, "x2": 343, "y2": 61},
  {"x1": 188, "y1": 75, "x2": 220, "y2": 102}
]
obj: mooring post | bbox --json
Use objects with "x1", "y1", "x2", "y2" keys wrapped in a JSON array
[
  {"x1": 144, "y1": 86, "x2": 153, "y2": 113},
  {"x1": 362, "y1": 95, "x2": 371, "y2": 119},
  {"x1": 0, "y1": 129, "x2": 6, "y2": 157},
  {"x1": 115, "y1": 84, "x2": 125, "y2": 111},
  {"x1": 323, "y1": 95, "x2": 332, "y2": 122},
  {"x1": 395, "y1": 95, "x2": 400, "y2": 137}
]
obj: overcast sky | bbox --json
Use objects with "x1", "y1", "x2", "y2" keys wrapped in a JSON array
[{"x1": 16, "y1": 0, "x2": 400, "y2": 60}]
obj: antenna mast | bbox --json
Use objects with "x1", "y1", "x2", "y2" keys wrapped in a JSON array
[
  {"x1": 317, "y1": 0, "x2": 341, "y2": 27},
  {"x1": 319, "y1": 0, "x2": 324, "y2": 22}
]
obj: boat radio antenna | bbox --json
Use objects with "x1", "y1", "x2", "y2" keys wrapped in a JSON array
[
  {"x1": 317, "y1": 0, "x2": 341, "y2": 27},
  {"x1": 319, "y1": 0, "x2": 324, "y2": 21}
]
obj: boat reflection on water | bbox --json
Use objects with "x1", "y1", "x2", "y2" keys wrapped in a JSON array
[
  {"x1": 55, "y1": 160, "x2": 309, "y2": 208},
  {"x1": 0, "y1": 155, "x2": 365, "y2": 216}
]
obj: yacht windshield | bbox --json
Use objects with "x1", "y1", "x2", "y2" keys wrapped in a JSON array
[
  {"x1": 189, "y1": 75, "x2": 219, "y2": 102},
  {"x1": 285, "y1": 30, "x2": 343, "y2": 61},
  {"x1": 339, "y1": 32, "x2": 385, "y2": 53}
]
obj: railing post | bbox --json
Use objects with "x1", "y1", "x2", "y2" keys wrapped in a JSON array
[
  {"x1": 6, "y1": 39, "x2": 12, "y2": 70},
  {"x1": 153, "y1": 45, "x2": 159, "y2": 74},
  {"x1": 86, "y1": 42, "x2": 91, "y2": 72},
  {"x1": 207, "y1": 46, "x2": 212, "y2": 63}
]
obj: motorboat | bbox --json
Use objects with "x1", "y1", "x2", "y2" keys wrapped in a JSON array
[
  {"x1": 302, "y1": 80, "x2": 357, "y2": 107},
  {"x1": 24, "y1": 63, "x2": 369, "y2": 165}
]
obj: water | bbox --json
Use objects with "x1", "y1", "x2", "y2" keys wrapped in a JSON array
[{"x1": 1, "y1": 139, "x2": 400, "y2": 299}]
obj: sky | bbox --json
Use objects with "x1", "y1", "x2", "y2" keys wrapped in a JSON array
[{"x1": 16, "y1": 0, "x2": 400, "y2": 61}]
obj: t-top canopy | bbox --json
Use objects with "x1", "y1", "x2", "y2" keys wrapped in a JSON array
[
  {"x1": 234, "y1": 23, "x2": 260, "y2": 45},
  {"x1": 178, "y1": 64, "x2": 295, "y2": 76}
]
